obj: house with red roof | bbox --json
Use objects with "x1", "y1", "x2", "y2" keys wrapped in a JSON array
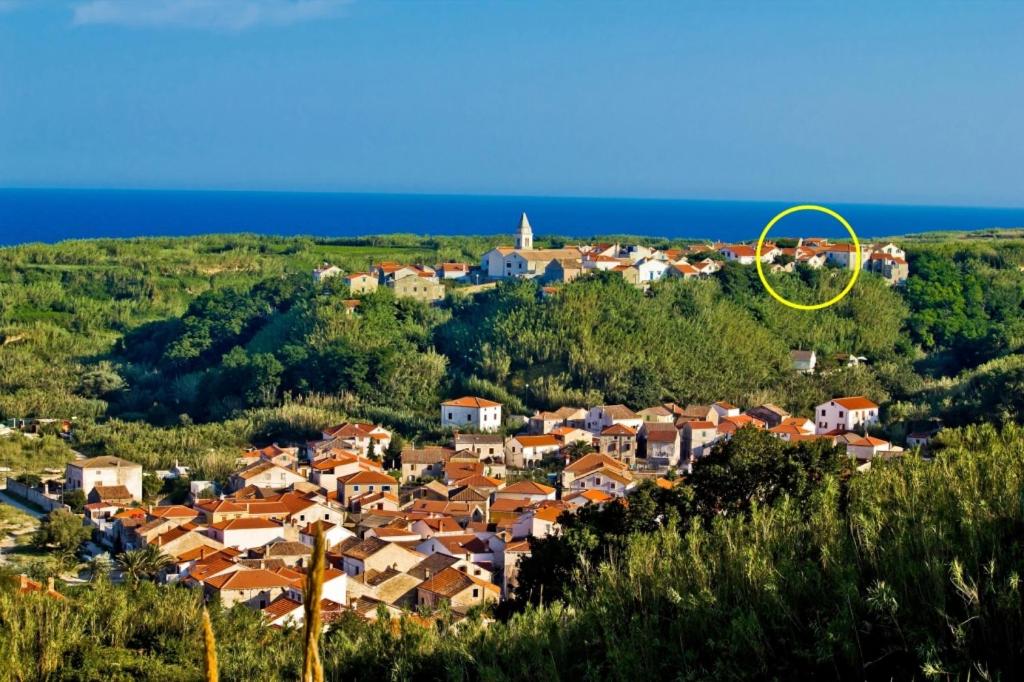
[
  {"x1": 204, "y1": 567, "x2": 301, "y2": 609},
  {"x1": 493, "y1": 480, "x2": 556, "y2": 504},
  {"x1": 441, "y1": 396, "x2": 503, "y2": 432},
  {"x1": 208, "y1": 518, "x2": 286, "y2": 550},
  {"x1": 505, "y1": 434, "x2": 561, "y2": 468},
  {"x1": 597, "y1": 423, "x2": 638, "y2": 466},
  {"x1": 814, "y1": 396, "x2": 880, "y2": 434},
  {"x1": 560, "y1": 453, "x2": 637, "y2": 498},
  {"x1": 416, "y1": 566, "x2": 500, "y2": 612}
]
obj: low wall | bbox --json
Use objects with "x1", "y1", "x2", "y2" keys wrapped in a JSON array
[{"x1": 1, "y1": 479, "x2": 70, "y2": 513}]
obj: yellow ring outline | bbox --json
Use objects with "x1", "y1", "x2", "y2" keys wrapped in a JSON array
[{"x1": 755, "y1": 204, "x2": 861, "y2": 311}]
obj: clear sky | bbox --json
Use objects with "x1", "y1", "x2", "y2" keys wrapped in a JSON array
[{"x1": 1, "y1": 0, "x2": 1022, "y2": 206}]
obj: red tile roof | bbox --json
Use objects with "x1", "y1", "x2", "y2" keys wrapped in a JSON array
[
  {"x1": 442, "y1": 396, "x2": 501, "y2": 408},
  {"x1": 832, "y1": 396, "x2": 879, "y2": 410}
]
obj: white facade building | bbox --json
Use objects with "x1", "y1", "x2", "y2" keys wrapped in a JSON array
[
  {"x1": 814, "y1": 396, "x2": 880, "y2": 434},
  {"x1": 65, "y1": 456, "x2": 143, "y2": 501},
  {"x1": 441, "y1": 397, "x2": 503, "y2": 432}
]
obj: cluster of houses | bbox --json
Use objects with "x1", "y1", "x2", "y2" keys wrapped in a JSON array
[
  {"x1": 57, "y1": 389, "x2": 917, "y2": 630},
  {"x1": 313, "y1": 260, "x2": 469, "y2": 304},
  {"x1": 311, "y1": 215, "x2": 909, "y2": 309},
  {"x1": 438, "y1": 393, "x2": 905, "y2": 475},
  {"x1": 479, "y1": 214, "x2": 910, "y2": 287}
]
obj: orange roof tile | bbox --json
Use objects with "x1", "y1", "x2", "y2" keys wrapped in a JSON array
[{"x1": 442, "y1": 396, "x2": 501, "y2": 408}]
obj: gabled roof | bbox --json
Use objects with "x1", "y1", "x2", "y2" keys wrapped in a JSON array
[
  {"x1": 598, "y1": 404, "x2": 638, "y2": 420},
  {"x1": 70, "y1": 455, "x2": 141, "y2": 470},
  {"x1": 830, "y1": 396, "x2": 879, "y2": 410},
  {"x1": 600, "y1": 423, "x2": 637, "y2": 437},
  {"x1": 340, "y1": 471, "x2": 398, "y2": 486},
  {"x1": 565, "y1": 489, "x2": 614, "y2": 504},
  {"x1": 442, "y1": 396, "x2": 502, "y2": 408},
  {"x1": 92, "y1": 485, "x2": 133, "y2": 500},
  {"x1": 206, "y1": 568, "x2": 299, "y2": 591},
  {"x1": 210, "y1": 518, "x2": 282, "y2": 532},
  {"x1": 263, "y1": 595, "x2": 303, "y2": 620},
  {"x1": 418, "y1": 566, "x2": 500, "y2": 599},
  {"x1": 149, "y1": 505, "x2": 201, "y2": 519},
  {"x1": 401, "y1": 446, "x2": 456, "y2": 464},
  {"x1": 500, "y1": 480, "x2": 555, "y2": 495},
  {"x1": 644, "y1": 425, "x2": 678, "y2": 442},
  {"x1": 563, "y1": 453, "x2": 628, "y2": 476},
  {"x1": 511, "y1": 434, "x2": 561, "y2": 448},
  {"x1": 489, "y1": 497, "x2": 533, "y2": 513}
]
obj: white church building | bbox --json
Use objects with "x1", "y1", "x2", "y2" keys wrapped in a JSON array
[{"x1": 481, "y1": 213, "x2": 583, "y2": 280}]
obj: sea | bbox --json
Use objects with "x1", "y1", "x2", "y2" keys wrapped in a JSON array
[{"x1": 1, "y1": 188, "x2": 1024, "y2": 246}]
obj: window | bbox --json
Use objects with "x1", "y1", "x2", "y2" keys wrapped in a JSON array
[
  {"x1": 447, "y1": 412, "x2": 453, "y2": 420},
  {"x1": 821, "y1": 409, "x2": 826, "y2": 416},
  {"x1": 472, "y1": 588, "x2": 479, "y2": 598},
  {"x1": 353, "y1": 485, "x2": 360, "y2": 491}
]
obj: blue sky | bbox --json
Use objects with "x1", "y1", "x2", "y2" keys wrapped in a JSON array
[{"x1": 1, "y1": 0, "x2": 1022, "y2": 206}]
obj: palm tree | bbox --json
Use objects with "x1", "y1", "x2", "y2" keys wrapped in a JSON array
[
  {"x1": 116, "y1": 548, "x2": 150, "y2": 584},
  {"x1": 141, "y1": 544, "x2": 173, "y2": 581},
  {"x1": 565, "y1": 439, "x2": 595, "y2": 462}
]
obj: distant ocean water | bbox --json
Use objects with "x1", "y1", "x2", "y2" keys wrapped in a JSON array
[{"x1": 2, "y1": 188, "x2": 1024, "y2": 246}]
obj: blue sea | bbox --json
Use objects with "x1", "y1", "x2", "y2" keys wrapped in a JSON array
[{"x1": 1, "y1": 188, "x2": 1024, "y2": 246}]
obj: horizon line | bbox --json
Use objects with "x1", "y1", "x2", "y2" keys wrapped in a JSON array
[{"x1": 3, "y1": 184, "x2": 1024, "y2": 213}]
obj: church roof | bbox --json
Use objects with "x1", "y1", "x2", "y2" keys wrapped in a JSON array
[{"x1": 518, "y1": 212, "x2": 532, "y2": 233}]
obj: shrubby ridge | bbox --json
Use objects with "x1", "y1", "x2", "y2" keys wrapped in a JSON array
[{"x1": 4, "y1": 232, "x2": 1024, "y2": 679}]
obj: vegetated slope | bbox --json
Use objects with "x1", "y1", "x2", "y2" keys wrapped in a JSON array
[{"x1": 2, "y1": 423, "x2": 1022, "y2": 680}]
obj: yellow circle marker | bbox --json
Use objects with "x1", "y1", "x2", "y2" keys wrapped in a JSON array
[{"x1": 755, "y1": 204, "x2": 861, "y2": 311}]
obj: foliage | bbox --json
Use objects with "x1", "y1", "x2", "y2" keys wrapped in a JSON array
[
  {"x1": 2, "y1": 424, "x2": 1024, "y2": 678},
  {"x1": 32, "y1": 509, "x2": 90, "y2": 553}
]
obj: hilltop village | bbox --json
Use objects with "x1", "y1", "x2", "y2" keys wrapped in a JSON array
[
  {"x1": 26, "y1": 388, "x2": 923, "y2": 627},
  {"x1": 313, "y1": 213, "x2": 909, "y2": 304}
]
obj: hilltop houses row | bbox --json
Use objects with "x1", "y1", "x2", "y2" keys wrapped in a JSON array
[
  {"x1": 311, "y1": 215, "x2": 908, "y2": 305},
  {"x1": 480, "y1": 214, "x2": 909, "y2": 287}
]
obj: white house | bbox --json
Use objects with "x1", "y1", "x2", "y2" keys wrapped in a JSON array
[
  {"x1": 560, "y1": 454, "x2": 637, "y2": 498},
  {"x1": 790, "y1": 349, "x2": 817, "y2": 374},
  {"x1": 441, "y1": 396, "x2": 503, "y2": 432},
  {"x1": 718, "y1": 245, "x2": 757, "y2": 264},
  {"x1": 207, "y1": 518, "x2": 286, "y2": 550},
  {"x1": 814, "y1": 396, "x2": 880, "y2": 434},
  {"x1": 585, "y1": 405, "x2": 643, "y2": 433},
  {"x1": 634, "y1": 258, "x2": 670, "y2": 283},
  {"x1": 711, "y1": 401, "x2": 741, "y2": 421},
  {"x1": 312, "y1": 264, "x2": 342, "y2": 283},
  {"x1": 299, "y1": 520, "x2": 353, "y2": 548},
  {"x1": 642, "y1": 423, "x2": 680, "y2": 467},
  {"x1": 65, "y1": 456, "x2": 143, "y2": 501}
]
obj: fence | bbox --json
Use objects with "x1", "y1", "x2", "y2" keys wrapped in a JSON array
[{"x1": 1, "y1": 479, "x2": 70, "y2": 513}]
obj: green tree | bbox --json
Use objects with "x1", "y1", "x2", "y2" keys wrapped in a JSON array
[
  {"x1": 63, "y1": 488, "x2": 86, "y2": 514},
  {"x1": 33, "y1": 509, "x2": 90, "y2": 553}
]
